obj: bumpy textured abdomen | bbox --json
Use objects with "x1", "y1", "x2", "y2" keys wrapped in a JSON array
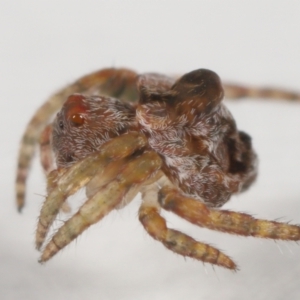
[{"x1": 136, "y1": 69, "x2": 257, "y2": 207}]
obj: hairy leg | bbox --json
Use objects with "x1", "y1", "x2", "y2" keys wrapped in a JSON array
[
  {"x1": 139, "y1": 182, "x2": 237, "y2": 270},
  {"x1": 17, "y1": 68, "x2": 300, "y2": 211},
  {"x1": 158, "y1": 187, "x2": 300, "y2": 240},
  {"x1": 39, "y1": 124, "x2": 54, "y2": 174},
  {"x1": 39, "y1": 150, "x2": 162, "y2": 263},
  {"x1": 223, "y1": 83, "x2": 300, "y2": 101},
  {"x1": 36, "y1": 132, "x2": 147, "y2": 250}
]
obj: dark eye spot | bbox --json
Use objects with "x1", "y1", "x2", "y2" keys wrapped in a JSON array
[
  {"x1": 65, "y1": 152, "x2": 74, "y2": 163},
  {"x1": 151, "y1": 108, "x2": 167, "y2": 117},
  {"x1": 59, "y1": 121, "x2": 64, "y2": 130}
]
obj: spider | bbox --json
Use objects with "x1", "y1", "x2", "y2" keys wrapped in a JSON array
[{"x1": 16, "y1": 67, "x2": 300, "y2": 271}]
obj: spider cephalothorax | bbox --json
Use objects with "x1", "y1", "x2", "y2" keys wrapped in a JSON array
[
  {"x1": 16, "y1": 67, "x2": 300, "y2": 271},
  {"x1": 52, "y1": 93, "x2": 138, "y2": 168}
]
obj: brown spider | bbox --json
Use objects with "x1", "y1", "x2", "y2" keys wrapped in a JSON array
[{"x1": 16, "y1": 67, "x2": 300, "y2": 271}]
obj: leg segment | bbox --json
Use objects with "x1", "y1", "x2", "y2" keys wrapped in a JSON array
[
  {"x1": 16, "y1": 68, "x2": 138, "y2": 211},
  {"x1": 39, "y1": 124, "x2": 54, "y2": 174},
  {"x1": 39, "y1": 150, "x2": 162, "y2": 262},
  {"x1": 159, "y1": 187, "x2": 300, "y2": 240},
  {"x1": 16, "y1": 68, "x2": 300, "y2": 211},
  {"x1": 36, "y1": 132, "x2": 147, "y2": 250},
  {"x1": 139, "y1": 186, "x2": 237, "y2": 270},
  {"x1": 223, "y1": 83, "x2": 300, "y2": 102}
]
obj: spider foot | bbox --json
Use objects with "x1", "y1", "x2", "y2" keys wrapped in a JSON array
[{"x1": 139, "y1": 202, "x2": 237, "y2": 270}]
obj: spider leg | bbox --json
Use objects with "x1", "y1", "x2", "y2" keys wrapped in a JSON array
[
  {"x1": 36, "y1": 132, "x2": 147, "y2": 250},
  {"x1": 223, "y1": 83, "x2": 300, "y2": 102},
  {"x1": 138, "y1": 181, "x2": 237, "y2": 270},
  {"x1": 39, "y1": 124, "x2": 54, "y2": 174},
  {"x1": 39, "y1": 150, "x2": 162, "y2": 263},
  {"x1": 86, "y1": 160, "x2": 162, "y2": 209},
  {"x1": 16, "y1": 68, "x2": 138, "y2": 211},
  {"x1": 39, "y1": 125, "x2": 72, "y2": 214},
  {"x1": 158, "y1": 187, "x2": 300, "y2": 241}
]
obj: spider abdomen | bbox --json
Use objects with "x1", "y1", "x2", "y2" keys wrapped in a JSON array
[{"x1": 136, "y1": 69, "x2": 257, "y2": 207}]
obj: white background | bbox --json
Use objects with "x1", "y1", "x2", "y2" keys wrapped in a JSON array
[{"x1": 1, "y1": 1, "x2": 300, "y2": 299}]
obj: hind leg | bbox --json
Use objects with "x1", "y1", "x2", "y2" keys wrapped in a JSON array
[
  {"x1": 158, "y1": 186, "x2": 300, "y2": 240},
  {"x1": 138, "y1": 179, "x2": 237, "y2": 270}
]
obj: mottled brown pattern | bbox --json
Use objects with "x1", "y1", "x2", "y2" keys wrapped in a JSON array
[
  {"x1": 136, "y1": 69, "x2": 257, "y2": 207},
  {"x1": 16, "y1": 68, "x2": 138, "y2": 211},
  {"x1": 16, "y1": 67, "x2": 300, "y2": 271},
  {"x1": 52, "y1": 94, "x2": 138, "y2": 168}
]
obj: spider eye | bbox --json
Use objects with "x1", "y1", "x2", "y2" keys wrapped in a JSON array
[
  {"x1": 64, "y1": 94, "x2": 87, "y2": 127},
  {"x1": 59, "y1": 121, "x2": 64, "y2": 130},
  {"x1": 70, "y1": 113, "x2": 85, "y2": 126},
  {"x1": 65, "y1": 152, "x2": 74, "y2": 163}
]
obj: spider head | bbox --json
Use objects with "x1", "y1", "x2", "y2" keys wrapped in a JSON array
[{"x1": 52, "y1": 94, "x2": 137, "y2": 168}]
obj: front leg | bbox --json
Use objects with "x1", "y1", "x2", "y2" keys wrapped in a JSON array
[
  {"x1": 39, "y1": 124, "x2": 54, "y2": 174},
  {"x1": 16, "y1": 68, "x2": 138, "y2": 211},
  {"x1": 36, "y1": 132, "x2": 147, "y2": 250},
  {"x1": 39, "y1": 149, "x2": 162, "y2": 263},
  {"x1": 138, "y1": 185, "x2": 237, "y2": 270}
]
